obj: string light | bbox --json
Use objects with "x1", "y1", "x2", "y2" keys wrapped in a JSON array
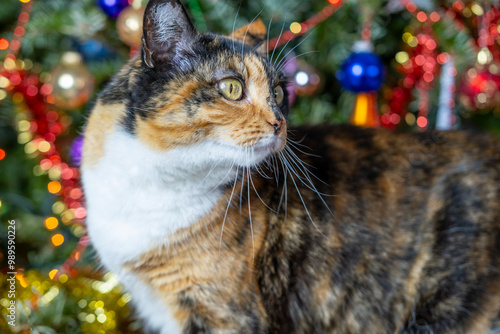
[
  {"x1": 51, "y1": 234, "x2": 65, "y2": 247},
  {"x1": 1, "y1": 0, "x2": 88, "y2": 284},
  {"x1": 0, "y1": 38, "x2": 9, "y2": 50},
  {"x1": 44, "y1": 217, "x2": 59, "y2": 230},
  {"x1": 269, "y1": 1, "x2": 344, "y2": 50}
]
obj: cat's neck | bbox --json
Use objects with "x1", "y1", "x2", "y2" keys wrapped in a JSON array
[{"x1": 82, "y1": 128, "x2": 239, "y2": 270}]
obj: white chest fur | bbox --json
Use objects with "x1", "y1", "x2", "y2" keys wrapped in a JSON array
[
  {"x1": 82, "y1": 129, "x2": 242, "y2": 333},
  {"x1": 82, "y1": 130, "x2": 239, "y2": 270}
]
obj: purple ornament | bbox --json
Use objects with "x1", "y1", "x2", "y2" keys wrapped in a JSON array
[
  {"x1": 70, "y1": 135, "x2": 84, "y2": 166},
  {"x1": 97, "y1": 0, "x2": 130, "y2": 20}
]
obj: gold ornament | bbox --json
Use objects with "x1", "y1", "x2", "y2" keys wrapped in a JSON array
[
  {"x1": 116, "y1": 6, "x2": 145, "y2": 47},
  {"x1": 50, "y1": 52, "x2": 94, "y2": 110}
]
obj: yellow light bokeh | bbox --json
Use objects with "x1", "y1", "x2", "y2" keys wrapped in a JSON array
[
  {"x1": 0, "y1": 76, "x2": 10, "y2": 88},
  {"x1": 471, "y1": 3, "x2": 484, "y2": 16},
  {"x1": 24, "y1": 141, "x2": 37, "y2": 155},
  {"x1": 18, "y1": 120, "x2": 30, "y2": 132},
  {"x1": 290, "y1": 22, "x2": 302, "y2": 34},
  {"x1": 44, "y1": 217, "x2": 59, "y2": 230},
  {"x1": 395, "y1": 51, "x2": 409, "y2": 64},
  {"x1": 52, "y1": 201, "x2": 66, "y2": 214},
  {"x1": 48, "y1": 269, "x2": 58, "y2": 280},
  {"x1": 18, "y1": 132, "x2": 32, "y2": 144},
  {"x1": 48, "y1": 181, "x2": 62, "y2": 194},
  {"x1": 52, "y1": 234, "x2": 64, "y2": 246},
  {"x1": 38, "y1": 140, "x2": 51, "y2": 153},
  {"x1": 3, "y1": 58, "x2": 16, "y2": 71},
  {"x1": 402, "y1": 32, "x2": 412, "y2": 43}
]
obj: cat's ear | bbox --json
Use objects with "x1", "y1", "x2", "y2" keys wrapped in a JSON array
[
  {"x1": 230, "y1": 19, "x2": 267, "y2": 54},
  {"x1": 141, "y1": 0, "x2": 196, "y2": 68}
]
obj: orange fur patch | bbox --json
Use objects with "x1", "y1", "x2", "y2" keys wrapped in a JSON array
[
  {"x1": 82, "y1": 101, "x2": 124, "y2": 167},
  {"x1": 135, "y1": 53, "x2": 286, "y2": 152}
]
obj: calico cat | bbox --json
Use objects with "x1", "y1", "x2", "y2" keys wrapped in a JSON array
[{"x1": 81, "y1": 0, "x2": 500, "y2": 333}]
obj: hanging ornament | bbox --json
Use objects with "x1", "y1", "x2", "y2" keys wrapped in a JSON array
[
  {"x1": 69, "y1": 135, "x2": 84, "y2": 166},
  {"x1": 337, "y1": 41, "x2": 384, "y2": 127},
  {"x1": 337, "y1": 48, "x2": 384, "y2": 93},
  {"x1": 97, "y1": 0, "x2": 129, "y2": 20},
  {"x1": 74, "y1": 39, "x2": 115, "y2": 62},
  {"x1": 50, "y1": 52, "x2": 95, "y2": 110},
  {"x1": 117, "y1": 5, "x2": 146, "y2": 47}
]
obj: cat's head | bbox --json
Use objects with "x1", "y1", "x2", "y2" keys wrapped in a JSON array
[{"x1": 115, "y1": 0, "x2": 289, "y2": 168}]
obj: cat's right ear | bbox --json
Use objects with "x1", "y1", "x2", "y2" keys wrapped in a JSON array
[{"x1": 141, "y1": 0, "x2": 196, "y2": 68}]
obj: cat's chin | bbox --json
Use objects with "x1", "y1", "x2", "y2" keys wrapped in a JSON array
[{"x1": 236, "y1": 134, "x2": 285, "y2": 167}]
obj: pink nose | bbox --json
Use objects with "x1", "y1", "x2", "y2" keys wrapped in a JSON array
[{"x1": 268, "y1": 119, "x2": 285, "y2": 135}]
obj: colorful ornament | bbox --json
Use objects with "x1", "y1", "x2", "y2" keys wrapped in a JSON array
[
  {"x1": 50, "y1": 52, "x2": 95, "y2": 110},
  {"x1": 70, "y1": 135, "x2": 84, "y2": 166},
  {"x1": 337, "y1": 50, "x2": 384, "y2": 93},
  {"x1": 116, "y1": 5, "x2": 145, "y2": 47},
  {"x1": 338, "y1": 42, "x2": 383, "y2": 127},
  {"x1": 74, "y1": 39, "x2": 115, "y2": 62},
  {"x1": 97, "y1": 0, "x2": 129, "y2": 20},
  {"x1": 351, "y1": 92, "x2": 379, "y2": 127}
]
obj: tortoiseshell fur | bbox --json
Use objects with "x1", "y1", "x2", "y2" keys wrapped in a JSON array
[{"x1": 82, "y1": 1, "x2": 500, "y2": 333}]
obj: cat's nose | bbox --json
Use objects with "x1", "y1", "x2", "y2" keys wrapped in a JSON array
[{"x1": 268, "y1": 119, "x2": 285, "y2": 135}]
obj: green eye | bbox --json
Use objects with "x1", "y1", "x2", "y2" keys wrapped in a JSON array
[
  {"x1": 218, "y1": 78, "x2": 243, "y2": 101},
  {"x1": 274, "y1": 85, "x2": 284, "y2": 105}
]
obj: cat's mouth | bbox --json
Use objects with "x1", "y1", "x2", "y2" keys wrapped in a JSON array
[
  {"x1": 253, "y1": 135, "x2": 285, "y2": 154},
  {"x1": 246, "y1": 134, "x2": 285, "y2": 165}
]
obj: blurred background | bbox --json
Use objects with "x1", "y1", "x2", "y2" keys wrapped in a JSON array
[{"x1": 0, "y1": 0, "x2": 499, "y2": 332}]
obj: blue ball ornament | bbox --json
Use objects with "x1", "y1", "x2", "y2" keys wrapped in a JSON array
[
  {"x1": 337, "y1": 52, "x2": 385, "y2": 93},
  {"x1": 74, "y1": 39, "x2": 115, "y2": 62},
  {"x1": 97, "y1": 0, "x2": 130, "y2": 20}
]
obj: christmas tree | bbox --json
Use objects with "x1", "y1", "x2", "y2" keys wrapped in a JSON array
[{"x1": 1, "y1": 0, "x2": 499, "y2": 332}]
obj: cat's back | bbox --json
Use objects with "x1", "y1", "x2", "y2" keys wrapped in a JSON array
[{"x1": 256, "y1": 124, "x2": 500, "y2": 334}]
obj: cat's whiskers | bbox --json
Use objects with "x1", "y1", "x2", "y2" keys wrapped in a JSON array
[
  {"x1": 231, "y1": 4, "x2": 241, "y2": 54},
  {"x1": 278, "y1": 151, "x2": 326, "y2": 237},
  {"x1": 275, "y1": 32, "x2": 314, "y2": 69},
  {"x1": 286, "y1": 137, "x2": 322, "y2": 158},
  {"x1": 246, "y1": 166, "x2": 255, "y2": 263},
  {"x1": 241, "y1": 9, "x2": 265, "y2": 55},
  {"x1": 282, "y1": 148, "x2": 329, "y2": 196},
  {"x1": 282, "y1": 147, "x2": 337, "y2": 223},
  {"x1": 277, "y1": 50, "x2": 320, "y2": 73},
  {"x1": 276, "y1": 158, "x2": 288, "y2": 220},
  {"x1": 199, "y1": 158, "x2": 224, "y2": 188},
  {"x1": 284, "y1": 145, "x2": 331, "y2": 188},
  {"x1": 248, "y1": 167, "x2": 276, "y2": 214},
  {"x1": 270, "y1": 22, "x2": 286, "y2": 65},
  {"x1": 266, "y1": 18, "x2": 273, "y2": 61},
  {"x1": 219, "y1": 166, "x2": 241, "y2": 256}
]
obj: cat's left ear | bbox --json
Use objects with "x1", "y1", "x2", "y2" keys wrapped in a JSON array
[
  {"x1": 230, "y1": 19, "x2": 267, "y2": 55},
  {"x1": 141, "y1": 0, "x2": 197, "y2": 68}
]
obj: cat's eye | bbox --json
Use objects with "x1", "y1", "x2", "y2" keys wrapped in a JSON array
[
  {"x1": 218, "y1": 78, "x2": 243, "y2": 101},
  {"x1": 274, "y1": 85, "x2": 284, "y2": 105}
]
